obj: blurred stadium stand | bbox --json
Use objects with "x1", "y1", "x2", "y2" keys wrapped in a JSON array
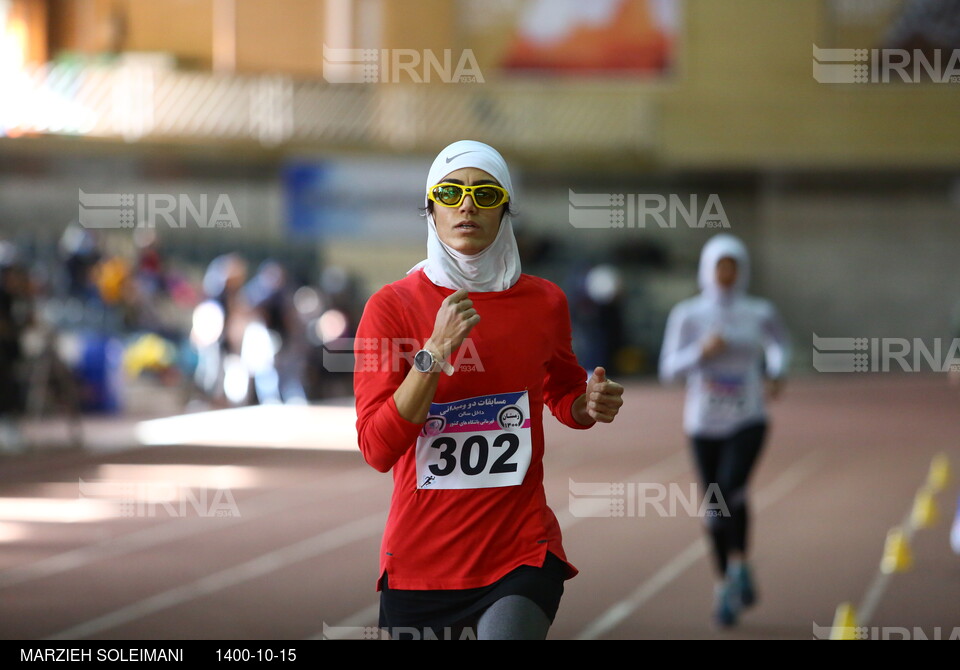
[{"x1": 0, "y1": 0, "x2": 959, "y2": 429}]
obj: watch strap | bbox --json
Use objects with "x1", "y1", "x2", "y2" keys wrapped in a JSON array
[{"x1": 418, "y1": 347, "x2": 455, "y2": 376}]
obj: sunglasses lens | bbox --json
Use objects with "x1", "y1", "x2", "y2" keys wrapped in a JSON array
[
  {"x1": 434, "y1": 185, "x2": 464, "y2": 206},
  {"x1": 473, "y1": 187, "x2": 502, "y2": 208}
]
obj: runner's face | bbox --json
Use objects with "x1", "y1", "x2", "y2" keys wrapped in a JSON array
[
  {"x1": 431, "y1": 167, "x2": 505, "y2": 255},
  {"x1": 715, "y1": 257, "x2": 738, "y2": 289}
]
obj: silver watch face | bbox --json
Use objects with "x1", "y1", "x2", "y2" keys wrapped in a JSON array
[{"x1": 414, "y1": 349, "x2": 434, "y2": 372}]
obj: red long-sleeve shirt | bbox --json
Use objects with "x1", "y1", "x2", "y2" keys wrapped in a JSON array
[{"x1": 354, "y1": 270, "x2": 590, "y2": 591}]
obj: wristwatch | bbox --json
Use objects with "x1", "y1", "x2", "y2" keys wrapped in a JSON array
[{"x1": 414, "y1": 348, "x2": 454, "y2": 375}]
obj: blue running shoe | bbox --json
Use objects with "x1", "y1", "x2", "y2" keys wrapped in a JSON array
[
  {"x1": 728, "y1": 561, "x2": 757, "y2": 609},
  {"x1": 713, "y1": 580, "x2": 739, "y2": 628}
]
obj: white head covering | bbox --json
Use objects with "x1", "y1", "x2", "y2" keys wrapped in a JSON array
[
  {"x1": 697, "y1": 233, "x2": 750, "y2": 301},
  {"x1": 408, "y1": 140, "x2": 522, "y2": 292}
]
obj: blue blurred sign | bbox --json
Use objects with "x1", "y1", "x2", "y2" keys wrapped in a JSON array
[{"x1": 283, "y1": 158, "x2": 427, "y2": 241}]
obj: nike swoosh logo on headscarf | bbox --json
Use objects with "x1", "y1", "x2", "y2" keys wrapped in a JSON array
[{"x1": 446, "y1": 151, "x2": 476, "y2": 163}]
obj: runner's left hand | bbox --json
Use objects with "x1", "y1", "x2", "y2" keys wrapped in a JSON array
[{"x1": 584, "y1": 367, "x2": 624, "y2": 423}]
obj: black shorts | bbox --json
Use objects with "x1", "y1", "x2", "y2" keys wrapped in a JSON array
[{"x1": 378, "y1": 552, "x2": 567, "y2": 640}]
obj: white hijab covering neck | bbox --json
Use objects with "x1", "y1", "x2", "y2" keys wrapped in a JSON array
[
  {"x1": 697, "y1": 233, "x2": 751, "y2": 303},
  {"x1": 408, "y1": 140, "x2": 522, "y2": 292}
]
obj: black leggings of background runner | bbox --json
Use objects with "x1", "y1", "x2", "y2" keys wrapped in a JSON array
[{"x1": 691, "y1": 422, "x2": 768, "y2": 576}]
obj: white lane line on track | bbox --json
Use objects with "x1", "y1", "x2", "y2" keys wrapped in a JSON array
[
  {"x1": 45, "y1": 511, "x2": 386, "y2": 640},
  {"x1": 576, "y1": 450, "x2": 826, "y2": 640},
  {"x1": 0, "y1": 468, "x2": 381, "y2": 590},
  {"x1": 857, "y1": 571, "x2": 893, "y2": 628}
]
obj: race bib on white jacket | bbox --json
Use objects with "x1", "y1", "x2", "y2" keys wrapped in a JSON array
[
  {"x1": 702, "y1": 372, "x2": 748, "y2": 424},
  {"x1": 415, "y1": 391, "x2": 532, "y2": 490}
]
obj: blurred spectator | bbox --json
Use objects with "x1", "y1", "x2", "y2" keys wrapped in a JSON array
[
  {"x1": 92, "y1": 254, "x2": 130, "y2": 306},
  {"x1": 306, "y1": 265, "x2": 364, "y2": 399},
  {"x1": 117, "y1": 232, "x2": 194, "y2": 340},
  {"x1": 203, "y1": 252, "x2": 251, "y2": 356},
  {"x1": 244, "y1": 260, "x2": 308, "y2": 404},
  {"x1": 193, "y1": 253, "x2": 254, "y2": 406},
  {"x1": 133, "y1": 229, "x2": 165, "y2": 298},
  {"x1": 567, "y1": 262, "x2": 626, "y2": 375},
  {"x1": 58, "y1": 222, "x2": 102, "y2": 301},
  {"x1": 0, "y1": 242, "x2": 31, "y2": 452}
]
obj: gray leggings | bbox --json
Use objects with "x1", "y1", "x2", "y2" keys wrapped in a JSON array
[{"x1": 477, "y1": 595, "x2": 552, "y2": 640}]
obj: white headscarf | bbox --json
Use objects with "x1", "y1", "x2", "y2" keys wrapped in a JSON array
[
  {"x1": 697, "y1": 233, "x2": 751, "y2": 301},
  {"x1": 408, "y1": 140, "x2": 522, "y2": 292}
]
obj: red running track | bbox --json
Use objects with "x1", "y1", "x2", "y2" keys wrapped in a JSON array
[{"x1": 0, "y1": 374, "x2": 957, "y2": 641}]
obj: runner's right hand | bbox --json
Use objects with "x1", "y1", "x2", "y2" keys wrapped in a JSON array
[
  {"x1": 427, "y1": 288, "x2": 480, "y2": 358},
  {"x1": 700, "y1": 333, "x2": 727, "y2": 360}
]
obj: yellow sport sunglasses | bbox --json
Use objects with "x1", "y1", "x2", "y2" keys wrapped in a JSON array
[{"x1": 427, "y1": 183, "x2": 510, "y2": 209}]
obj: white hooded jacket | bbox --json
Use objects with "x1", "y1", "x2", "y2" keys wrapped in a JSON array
[{"x1": 659, "y1": 234, "x2": 791, "y2": 438}]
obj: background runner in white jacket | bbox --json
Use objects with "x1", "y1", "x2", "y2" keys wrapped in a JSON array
[{"x1": 659, "y1": 233, "x2": 791, "y2": 627}]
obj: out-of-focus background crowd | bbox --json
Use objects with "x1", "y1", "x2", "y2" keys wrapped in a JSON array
[
  {"x1": 0, "y1": 216, "x2": 366, "y2": 450},
  {"x1": 0, "y1": 0, "x2": 959, "y2": 453}
]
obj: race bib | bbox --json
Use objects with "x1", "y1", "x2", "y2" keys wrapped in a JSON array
[
  {"x1": 415, "y1": 391, "x2": 532, "y2": 490},
  {"x1": 704, "y1": 373, "x2": 747, "y2": 421}
]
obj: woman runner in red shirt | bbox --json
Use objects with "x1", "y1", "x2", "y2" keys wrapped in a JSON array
[{"x1": 353, "y1": 140, "x2": 624, "y2": 640}]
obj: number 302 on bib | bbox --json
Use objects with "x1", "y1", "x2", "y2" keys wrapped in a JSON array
[{"x1": 415, "y1": 391, "x2": 532, "y2": 490}]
